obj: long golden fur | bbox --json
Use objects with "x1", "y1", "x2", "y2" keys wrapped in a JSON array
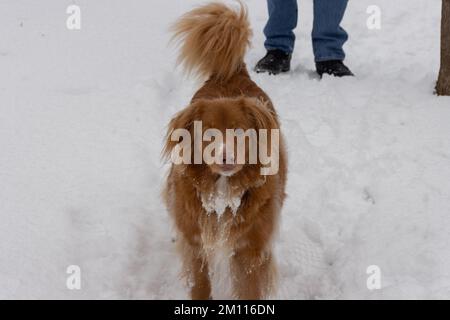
[
  {"x1": 171, "y1": 1, "x2": 252, "y2": 81},
  {"x1": 164, "y1": 1, "x2": 287, "y2": 300}
]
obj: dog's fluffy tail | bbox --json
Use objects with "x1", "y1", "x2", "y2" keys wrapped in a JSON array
[{"x1": 171, "y1": 1, "x2": 251, "y2": 81}]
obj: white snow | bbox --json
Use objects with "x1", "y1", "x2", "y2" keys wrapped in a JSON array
[{"x1": 0, "y1": 0, "x2": 450, "y2": 299}]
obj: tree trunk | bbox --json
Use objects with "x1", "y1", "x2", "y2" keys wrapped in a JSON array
[{"x1": 436, "y1": 0, "x2": 450, "y2": 96}]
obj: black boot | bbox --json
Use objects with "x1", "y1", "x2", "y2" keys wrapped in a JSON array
[
  {"x1": 316, "y1": 60, "x2": 354, "y2": 78},
  {"x1": 255, "y1": 50, "x2": 292, "y2": 75}
]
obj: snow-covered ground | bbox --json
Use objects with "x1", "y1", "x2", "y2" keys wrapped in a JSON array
[{"x1": 1, "y1": 0, "x2": 449, "y2": 299}]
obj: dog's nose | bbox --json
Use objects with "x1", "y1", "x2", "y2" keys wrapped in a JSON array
[{"x1": 222, "y1": 148, "x2": 235, "y2": 164}]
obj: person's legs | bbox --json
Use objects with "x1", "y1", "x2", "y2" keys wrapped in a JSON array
[
  {"x1": 264, "y1": 0, "x2": 298, "y2": 54},
  {"x1": 312, "y1": 0, "x2": 349, "y2": 62}
]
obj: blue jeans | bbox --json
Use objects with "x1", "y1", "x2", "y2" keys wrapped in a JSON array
[{"x1": 264, "y1": 0, "x2": 349, "y2": 62}]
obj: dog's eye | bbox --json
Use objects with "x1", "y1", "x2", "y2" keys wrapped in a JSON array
[
  {"x1": 235, "y1": 129, "x2": 245, "y2": 137},
  {"x1": 204, "y1": 129, "x2": 222, "y2": 140},
  {"x1": 203, "y1": 130, "x2": 213, "y2": 139}
]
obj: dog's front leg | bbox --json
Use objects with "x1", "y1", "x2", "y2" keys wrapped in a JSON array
[
  {"x1": 230, "y1": 200, "x2": 278, "y2": 300},
  {"x1": 231, "y1": 245, "x2": 275, "y2": 300},
  {"x1": 180, "y1": 238, "x2": 212, "y2": 300}
]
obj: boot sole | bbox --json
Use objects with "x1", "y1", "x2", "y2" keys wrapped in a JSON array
[{"x1": 255, "y1": 67, "x2": 290, "y2": 75}]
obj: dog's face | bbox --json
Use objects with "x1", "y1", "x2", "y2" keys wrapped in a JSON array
[{"x1": 164, "y1": 97, "x2": 278, "y2": 178}]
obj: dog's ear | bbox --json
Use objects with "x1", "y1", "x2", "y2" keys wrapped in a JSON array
[
  {"x1": 162, "y1": 102, "x2": 202, "y2": 161},
  {"x1": 242, "y1": 98, "x2": 279, "y2": 130},
  {"x1": 241, "y1": 98, "x2": 280, "y2": 173}
]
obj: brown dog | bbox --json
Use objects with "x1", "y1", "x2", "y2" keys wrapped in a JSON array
[{"x1": 163, "y1": 1, "x2": 287, "y2": 300}]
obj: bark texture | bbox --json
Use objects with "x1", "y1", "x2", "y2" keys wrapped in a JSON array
[{"x1": 436, "y1": 0, "x2": 450, "y2": 96}]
